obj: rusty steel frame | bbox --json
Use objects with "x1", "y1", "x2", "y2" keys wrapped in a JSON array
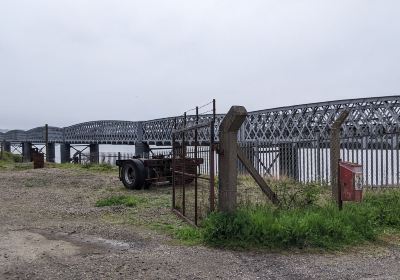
[{"x1": 172, "y1": 100, "x2": 216, "y2": 226}]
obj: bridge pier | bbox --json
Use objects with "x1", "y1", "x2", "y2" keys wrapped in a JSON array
[
  {"x1": 46, "y1": 143, "x2": 56, "y2": 163},
  {"x1": 278, "y1": 143, "x2": 298, "y2": 180},
  {"x1": 3, "y1": 141, "x2": 11, "y2": 153},
  {"x1": 135, "y1": 142, "x2": 150, "y2": 158},
  {"x1": 22, "y1": 142, "x2": 32, "y2": 162},
  {"x1": 60, "y1": 143, "x2": 71, "y2": 163},
  {"x1": 90, "y1": 144, "x2": 99, "y2": 164}
]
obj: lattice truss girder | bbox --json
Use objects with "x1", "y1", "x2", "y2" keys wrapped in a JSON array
[
  {"x1": 64, "y1": 121, "x2": 139, "y2": 144},
  {"x1": 241, "y1": 97, "x2": 400, "y2": 142},
  {"x1": 2, "y1": 96, "x2": 400, "y2": 144}
]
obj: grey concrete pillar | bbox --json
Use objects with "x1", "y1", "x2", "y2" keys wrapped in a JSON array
[
  {"x1": 135, "y1": 142, "x2": 150, "y2": 158},
  {"x1": 278, "y1": 143, "x2": 298, "y2": 180},
  {"x1": 330, "y1": 111, "x2": 349, "y2": 205},
  {"x1": 22, "y1": 142, "x2": 32, "y2": 162},
  {"x1": 3, "y1": 141, "x2": 11, "y2": 153},
  {"x1": 60, "y1": 143, "x2": 71, "y2": 163},
  {"x1": 46, "y1": 143, "x2": 56, "y2": 163},
  {"x1": 218, "y1": 106, "x2": 248, "y2": 213},
  {"x1": 89, "y1": 144, "x2": 99, "y2": 164}
]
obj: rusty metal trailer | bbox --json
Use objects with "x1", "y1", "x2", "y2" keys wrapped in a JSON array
[{"x1": 116, "y1": 155, "x2": 202, "y2": 190}]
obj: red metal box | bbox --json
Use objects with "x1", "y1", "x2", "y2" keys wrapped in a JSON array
[{"x1": 339, "y1": 162, "x2": 363, "y2": 202}]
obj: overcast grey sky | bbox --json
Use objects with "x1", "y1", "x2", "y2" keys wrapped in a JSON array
[{"x1": 1, "y1": 0, "x2": 399, "y2": 130}]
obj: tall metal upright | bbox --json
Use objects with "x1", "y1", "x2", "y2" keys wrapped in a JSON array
[
  {"x1": 45, "y1": 124, "x2": 49, "y2": 162},
  {"x1": 209, "y1": 99, "x2": 216, "y2": 212},
  {"x1": 194, "y1": 106, "x2": 199, "y2": 224}
]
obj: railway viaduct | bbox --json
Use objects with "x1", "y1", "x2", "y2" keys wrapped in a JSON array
[{"x1": 1, "y1": 96, "x2": 399, "y2": 176}]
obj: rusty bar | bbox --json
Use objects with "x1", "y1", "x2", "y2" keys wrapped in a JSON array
[
  {"x1": 397, "y1": 134, "x2": 399, "y2": 186},
  {"x1": 172, "y1": 118, "x2": 177, "y2": 210},
  {"x1": 209, "y1": 99, "x2": 216, "y2": 212},
  {"x1": 380, "y1": 135, "x2": 384, "y2": 186},
  {"x1": 194, "y1": 106, "x2": 199, "y2": 225},
  {"x1": 375, "y1": 137, "x2": 378, "y2": 186},
  {"x1": 302, "y1": 144, "x2": 305, "y2": 182},
  {"x1": 172, "y1": 209, "x2": 197, "y2": 228},
  {"x1": 45, "y1": 124, "x2": 49, "y2": 162},
  {"x1": 182, "y1": 112, "x2": 186, "y2": 216},
  {"x1": 317, "y1": 139, "x2": 320, "y2": 182}
]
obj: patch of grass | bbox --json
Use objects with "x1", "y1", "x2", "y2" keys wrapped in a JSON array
[
  {"x1": 0, "y1": 151, "x2": 22, "y2": 163},
  {"x1": 56, "y1": 163, "x2": 117, "y2": 172},
  {"x1": 14, "y1": 163, "x2": 33, "y2": 170},
  {"x1": 0, "y1": 151, "x2": 23, "y2": 169},
  {"x1": 269, "y1": 177, "x2": 328, "y2": 209},
  {"x1": 82, "y1": 163, "x2": 116, "y2": 172},
  {"x1": 238, "y1": 176, "x2": 329, "y2": 209},
  {"x1": 201, "y1": 189, "x2": 400, "y2": 250},
  {"x1": 174, "y1": 226, "x2": 203, "y2": 245},
  {"x1": 150, "y1": 222, "x2": 202, "y2": 245},
  {"x1": 96, "y1": 195, "x2": 146, "y2": 207}
]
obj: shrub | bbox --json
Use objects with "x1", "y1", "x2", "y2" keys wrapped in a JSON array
[{"x1": 202, "y1": 189, "x2": 400, "y2": 250}]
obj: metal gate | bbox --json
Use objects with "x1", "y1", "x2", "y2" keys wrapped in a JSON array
[{"x1": 172, "y1": 100, "x2": 216, "y2": 226}]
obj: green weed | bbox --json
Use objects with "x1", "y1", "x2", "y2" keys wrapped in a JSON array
[
  {"x1": 56, "y1": 163, "x2": 117, "y2": 172},
  {"x1": 96, "y1": 195, "x2": 146, "y2": 207},
  {"x1": 201, "y1": 189, "x2": 400, "y2": 250}
]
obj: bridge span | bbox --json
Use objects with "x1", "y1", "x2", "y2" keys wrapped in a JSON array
[{"x1": 1, "y1": 96, "x2": 399, "y2": 187}]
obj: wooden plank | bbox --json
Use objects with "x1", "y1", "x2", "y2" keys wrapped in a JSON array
[{"x1": 237, "y1": 145, "x2": 280, "y2": 205}]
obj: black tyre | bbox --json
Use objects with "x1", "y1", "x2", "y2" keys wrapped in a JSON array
[{"x1": 121, "y1": 160, "x2": 145, "y2": 190}]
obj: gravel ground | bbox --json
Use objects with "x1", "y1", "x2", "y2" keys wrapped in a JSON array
[{"x1": 0, "y1": 167, "x2": 400, "y2": 280}]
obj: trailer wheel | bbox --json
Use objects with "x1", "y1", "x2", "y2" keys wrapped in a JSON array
[{"x1": 121, "y1": 160, "x2": 145, "y2": 190}]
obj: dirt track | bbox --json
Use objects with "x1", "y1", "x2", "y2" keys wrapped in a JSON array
[{"x1": 1, "y1": 168, "x2": 400, "y2": 280}]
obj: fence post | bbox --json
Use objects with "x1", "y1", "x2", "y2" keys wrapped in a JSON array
[
  {"x1": 218, "y1": 106, "x2": 248, "y2": 213},
  {"x1": 330, "y1": 110, "x2": 349, "y2": 203}
]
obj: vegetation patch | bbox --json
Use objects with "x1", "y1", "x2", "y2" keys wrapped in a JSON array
[
  {"x1": 201, "y1": 189, "x2": 400, "y2": 250},
  {"x1": 56, "y1": 163, "x2": 117, "y2": 173},
  {"x1": 96, "y1": 195, "x2": 147, "y2": 207},
  {"x1": 0, "y1": 152, "x2": 23, "y2": 169},
  {"x1": 150, "y1": 222, "x2": 203, "y2": 245}
]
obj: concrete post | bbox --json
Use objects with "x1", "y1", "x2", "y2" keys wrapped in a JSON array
[
  {"x1": 278, "y1": 143, "x2": 298, "y2": 180},
  {"x1": 60, "y1": 143, "x2": 71, "y2": 163},
  {"x1": 22, "y1": 142, "x2": 32, "y2": 162},
  {"x1": 135, "y1": 142, "x2": 150, "y2": 158},
  {"x1": 218, "y1": 106, "x2": 248, "y2": 213},
  {"x1": 46, "y1": 143, "x2": 56, "y2": 163},
  {"x1": 330, "y1": 111, "x2": 349, "y2": 203},
  {"x1": 89, "y1": 144, "x2": 99, "y2": 164}
]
